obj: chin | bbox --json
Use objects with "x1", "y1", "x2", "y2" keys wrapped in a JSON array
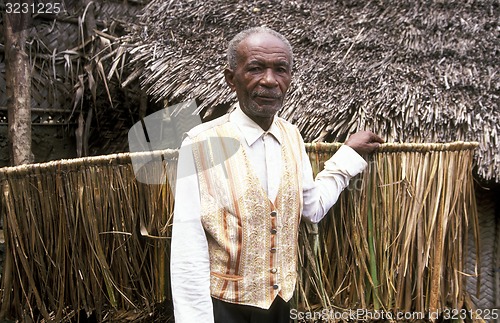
[{"x1": 253, "y1": 103, "x2": 282, "y2": 115}]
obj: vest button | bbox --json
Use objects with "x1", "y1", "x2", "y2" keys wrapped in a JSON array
[
  {"x1": 270, "y1": 268, "x2": 277, "y2": 274},
  {"x1": 270, "y1": 210, "x2": 277, "y2": 217},
  {"x1": 270, "y1": 247, "x2": 277, "y2": 253},
  {"x1": 273, "y1": 284, "x2": 279, "y2": 290},
  {"x1": 271, "y1": 228, "x2": 277, "y2": 234}
]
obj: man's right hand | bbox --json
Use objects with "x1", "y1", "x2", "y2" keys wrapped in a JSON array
[{"x1": 345, "y1": 131, "x2": 384, "y2": 155}]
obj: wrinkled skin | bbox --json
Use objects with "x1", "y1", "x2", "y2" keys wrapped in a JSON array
[
  {"x1": 224, "y1": 32, "x2": 384, "y2": 153},
  {"x1": 345, "y1": 131, "x2": 384, "y2": 155},
  {"x1": 224, "y1": 32, "x2": 291, "y2": 131}
]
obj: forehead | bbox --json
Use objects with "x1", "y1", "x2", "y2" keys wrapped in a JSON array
[{"x1": 236, "y1": 33, "x2": 291, "y2": 65}]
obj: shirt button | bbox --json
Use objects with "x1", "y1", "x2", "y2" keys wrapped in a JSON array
[
  {"x1": 271, "y1": 228, "x2": 277, "y2": 234},
  {"x1": 273, "y1": 284, "x2": 279, "y2": 290},
  {"x1": 270, "y1": 268, "x2": 277, "y2": 274},
  {"x1": 270, "y1": 247, "x2": 277, "y2": 253},
  {"x1": 270, "y1": 210, "x2": 277, "y2": 217}
]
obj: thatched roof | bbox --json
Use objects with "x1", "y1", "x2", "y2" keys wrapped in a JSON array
[
  {"x1": 0, "y1": 0, "x2": 145, "y2": 110},
  {"x1": 101, "y1": 0, "x2": 499, "y2": 182},
  {"x1": 0, "y1": 0, "x2": 149, "y2": 161}
]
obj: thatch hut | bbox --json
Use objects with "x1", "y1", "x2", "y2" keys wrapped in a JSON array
[{"x1": 97, "y1": 0, "x2": 499, "y2": 312}]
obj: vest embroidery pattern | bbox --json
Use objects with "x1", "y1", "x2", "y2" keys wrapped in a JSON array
[{"x1": 190, "y1": 118, "x2": 303, "y2": 309}]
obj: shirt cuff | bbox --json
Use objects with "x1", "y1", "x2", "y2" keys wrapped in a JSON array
[{"x1": 324, "y1": 145, "x2": 367, "y2": 177}]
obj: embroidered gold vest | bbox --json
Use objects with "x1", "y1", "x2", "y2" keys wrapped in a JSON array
[{"x1": 188, "y1": 115, "x2": 303, "y2": 309}]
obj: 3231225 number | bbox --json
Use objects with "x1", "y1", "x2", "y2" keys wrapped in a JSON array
[
  {"x1": 442, "y1": 308, "x2": 499, "y2": 320},
  {"x1": 5, "y1": 1, "x2": 62, "y2": 14}
]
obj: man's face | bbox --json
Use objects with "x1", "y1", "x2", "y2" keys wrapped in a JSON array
[{"x1": 225, "y1": 33, "x2": 292, "y2": 126}]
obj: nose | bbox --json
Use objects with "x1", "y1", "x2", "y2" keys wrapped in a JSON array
[{"x1": 260, "y1": 68, "x2": 279, "y2": 87}]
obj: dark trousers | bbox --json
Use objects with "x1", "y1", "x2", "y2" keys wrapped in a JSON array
[{"x1": 212, "y1": 296, "x2": 291, "y2": 323}]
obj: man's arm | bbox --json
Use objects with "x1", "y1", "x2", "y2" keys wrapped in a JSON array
[
  {"x1": 302, "y1": 131, "x2": 383, "y2": 223},
  {"x1": 170, "y1": 138, "x2": 214, "y2": 322}
]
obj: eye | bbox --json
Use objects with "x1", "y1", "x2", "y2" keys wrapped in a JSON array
[{"x1": 248, "y1": 66, "x2": 262, "y2": 73}]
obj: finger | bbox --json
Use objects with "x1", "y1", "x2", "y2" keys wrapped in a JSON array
[
  {"x1": 364, "y1": 142, "x2": 381, "y2": 154},
  {"x1": 369, "y1": 133, "x2": 385, "y2": 143}
]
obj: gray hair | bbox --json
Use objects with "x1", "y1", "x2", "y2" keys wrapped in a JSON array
[{"x1": 227, "y1": 26, "x2": 293, "y2": 70}]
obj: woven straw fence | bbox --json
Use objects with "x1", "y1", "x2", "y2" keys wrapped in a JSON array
[{"x1": 0, "y1": 142, "x2": 479, "y2": 322}]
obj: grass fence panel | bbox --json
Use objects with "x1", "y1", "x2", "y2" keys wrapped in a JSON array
[{"x1": 0, "y1": 142, "x2": 479, "y2": 322}]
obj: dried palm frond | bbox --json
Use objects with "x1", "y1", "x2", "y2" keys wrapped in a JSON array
[
  {"x1": 0, "y1": 150, "x2": 177, "y2": 322},
  {"x1": 297, "y1": 141, "x2": 481, "y2": 322},
  {"x1": 0, "y1": 142, "x2": 480, "y2": 322},
  {"x1": 98, "y1": 0, "x2": 498, "y2": 182}
]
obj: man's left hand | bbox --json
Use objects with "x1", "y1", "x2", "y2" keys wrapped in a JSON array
[{"x1": 345, "y1": 131, "x2": 384, "y2": 155}]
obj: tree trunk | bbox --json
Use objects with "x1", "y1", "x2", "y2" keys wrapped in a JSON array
[
  {"x1": 4, "y1": 2, "x2": 33, "y2": 166},
  {"x1": 1, "y1": 5, "x2": 33, "y2": 320}
]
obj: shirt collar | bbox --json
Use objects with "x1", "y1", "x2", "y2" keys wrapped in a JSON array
[{"x1": 229, "y1": 105, "x2": 283, "y2": 146}]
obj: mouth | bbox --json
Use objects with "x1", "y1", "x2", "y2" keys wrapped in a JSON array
[
  {"x1": 255, "y1": 96, "x2": 279, "y2": 102},
  {"x1": 252, "y1": 92, "x2": 282, "y2": 103}
]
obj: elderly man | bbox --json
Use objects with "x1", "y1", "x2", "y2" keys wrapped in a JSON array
[{"x1": 170, "y1": 26, "x2": 383, "y2": 323}]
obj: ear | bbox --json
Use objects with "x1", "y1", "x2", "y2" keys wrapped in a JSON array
[{"x1": 224, "y1": 68, "x2": 236, "y2": 91}]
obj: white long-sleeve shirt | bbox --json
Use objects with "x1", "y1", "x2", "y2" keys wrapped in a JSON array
[{"x1": 170, "y1": 107, "x2": 367, "y2": 322}]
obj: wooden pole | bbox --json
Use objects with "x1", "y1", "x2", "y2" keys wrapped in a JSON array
[
  {"x1": 1, "y1": 4, "x2": 33, "y2": 319},
  {"x1": 4, "y1": 1, "x2": 33, "y2": 166}
]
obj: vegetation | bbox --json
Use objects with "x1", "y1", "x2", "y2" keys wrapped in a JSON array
[{"x1": 0, "y1": 142, "x2": 480, "y2": 322}]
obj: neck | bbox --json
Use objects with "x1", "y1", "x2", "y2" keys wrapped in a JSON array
[{"x1": 251, "y1": 116, "x2": 274, "y2": 131}]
